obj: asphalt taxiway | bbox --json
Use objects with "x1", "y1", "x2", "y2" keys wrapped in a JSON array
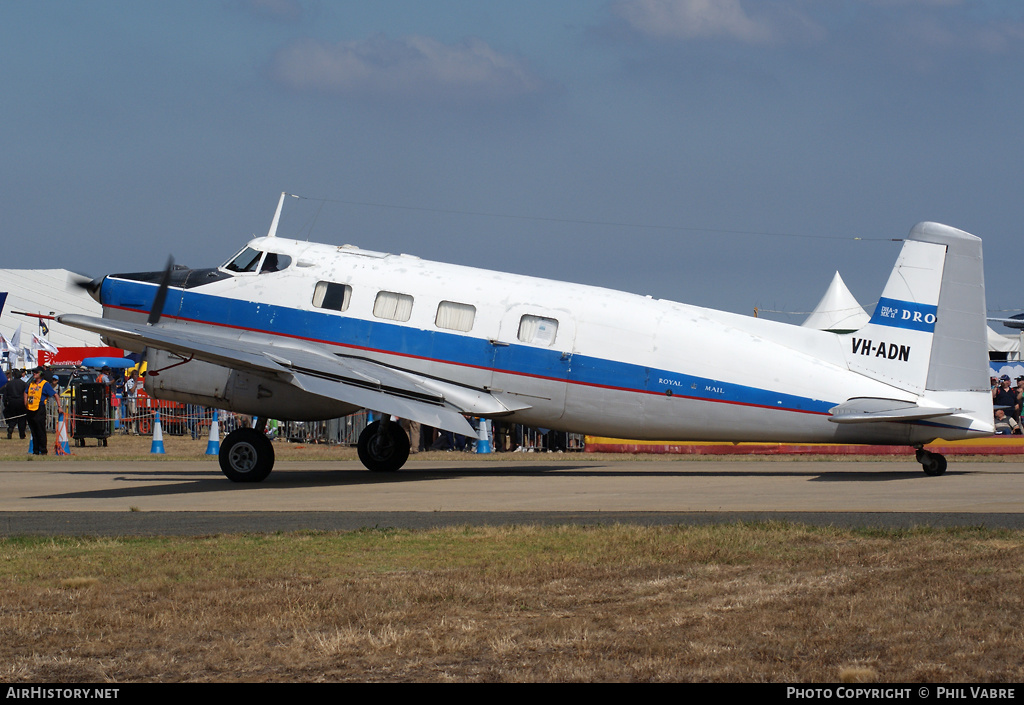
[{"x1": 0, "y1": 457, "x2": 1021, "y2": 534}]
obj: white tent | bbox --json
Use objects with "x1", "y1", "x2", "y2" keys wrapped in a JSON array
[
  {"x1": 801, "y1": 271, "x2": 871, "y2": 333},
  {"x1": 0, "y1": 269, "x2": 102, "y2": 350},
  {"x1": 988, "y1": 326, "x2": 1020, "y2": 355}
]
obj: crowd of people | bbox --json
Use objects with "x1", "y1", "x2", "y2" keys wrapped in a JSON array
[
  {"x1": 0, "y1": 364, "x2": 584, "y2": 453},
  {"x1": 992, "y1": 374, "x2": 1024, "y2": 435},
  {"x1": 1, "y1": 366, "x2": 62, "y2": 454},
  {"x1": 395, "y1": 417, "x2": 579, "y2": 454},
  {"x1": 1, "y1": 364, "x2": 142, "y2": 450}
]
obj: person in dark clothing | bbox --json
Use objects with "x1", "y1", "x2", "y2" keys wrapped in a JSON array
[
  {"x1": 3, "y1": 368, "x2": 28, "y2": 440},
  {"x1": 993, "y1": 375, "x2": 1019, "y2": 421},
  {"x1": 24, "y1": 366, "x2": 61, "y2": 454},
  {"x1": 0, "y1": 368, "x2": 6, "y2": 435}
]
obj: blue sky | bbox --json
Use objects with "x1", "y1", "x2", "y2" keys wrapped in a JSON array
[{"x1": 3, "y1": 0, "x2": 1022, "y2": 323}]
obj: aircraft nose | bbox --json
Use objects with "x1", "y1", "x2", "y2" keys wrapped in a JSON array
[
  {"x1": 71, "y1": 274, "x2": 106, "y2": 304},
  {"x1": 86, "y1": 277, "x2": 106, "y2": 303}
]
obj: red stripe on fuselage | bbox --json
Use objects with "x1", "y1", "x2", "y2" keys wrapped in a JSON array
[{"x1": 108, "y1": 303, "x2": 830, "y2": 417}]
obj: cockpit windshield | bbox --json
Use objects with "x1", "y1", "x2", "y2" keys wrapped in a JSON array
[
  {"x1": 224, "y1": 247, "x2": 263, "y2": 273},
  {"x1": 222, "y1": 247, "x2": 292, "y2": 274}
]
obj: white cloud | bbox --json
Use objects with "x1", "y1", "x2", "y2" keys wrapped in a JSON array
[
  {"x1": 613, "y1": 0, "x2": 776, "y2": 44},
  {"x1": 611, "y1": 0, "x2": 825, "y2": 45},
  {"x1": 270, "y1": 34, "x2": 549, "y2": 103}
]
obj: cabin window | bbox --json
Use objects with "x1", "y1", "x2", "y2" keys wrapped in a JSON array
[
  {"x1": 224, "y1": 247, "x2": 263, "y2": 273},
  {"x1": 435, "y1": 301, "x2": 476, "y2": 332},
  {"x1": 518, "y1": 315, "x2": 558, "y2": 346},
  {"x1": 373, "y1": 291, "x2": 414, "y2": 322},
  {"x1": 261, "y1": 253, "x2": 291, "y2": 273},
  {"x1": 312, "y1": 281, "x2": 352, "y2": 312}
]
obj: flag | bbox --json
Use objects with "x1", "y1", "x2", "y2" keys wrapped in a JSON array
[
  {"x1": 32, "y1": 334, "x2": 59, "y2": 355},
  {"x1": 11, "y1": 324, "x2": 33, "y2": 367}
]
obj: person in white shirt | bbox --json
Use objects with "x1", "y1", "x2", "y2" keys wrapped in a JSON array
[{"x1": 124, "y1": 369, "x2": 140, "y2": 435}]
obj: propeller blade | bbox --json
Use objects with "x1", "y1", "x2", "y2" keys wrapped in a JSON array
[
  {"x1": 70, "y1": 272, "x2": 104, "y2": 303},
  {"x1": 147, "y1": 255, "x2": 175, "y2": 325}
]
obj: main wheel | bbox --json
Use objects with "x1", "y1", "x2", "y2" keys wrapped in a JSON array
[
  {"x1": 919, "y1": 450, "x2": 947, "y2": 476},
  {"x1": 357, "y1": 420, "x2": 410, "y2": 472},
  {"x1": 219, "y1": 427, "x2": 275, "y2": 482}
]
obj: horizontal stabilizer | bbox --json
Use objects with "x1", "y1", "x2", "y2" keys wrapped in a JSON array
[{"x1": 828, "y1": 397, "x2": 963, "y2": 425}]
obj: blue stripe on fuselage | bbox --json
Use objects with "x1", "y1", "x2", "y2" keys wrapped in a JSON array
[{"x1": 102, "y1": 277, "x2": 835, "y2": 416}]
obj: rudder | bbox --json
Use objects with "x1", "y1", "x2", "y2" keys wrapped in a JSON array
[{"x1": 841, "y1": 222, "x2": 988, "y2": 396}]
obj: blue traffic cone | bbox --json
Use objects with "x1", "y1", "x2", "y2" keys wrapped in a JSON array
[
  {"x1": 475, "y1": 418, "x2": 492, "y2": 454},
  {"x1": 55, "y1": 412, "x2": 71, "y2": 455},
  {"x1": 205, "y1": 410, "x2": 220, "y2": 455},
  {"x1": 150, "y1": 411, "x2": 166, "y2": 454}
]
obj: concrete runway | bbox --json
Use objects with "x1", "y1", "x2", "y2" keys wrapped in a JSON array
[{"x1": 0, "y1": 457, "x2": 1022, "y2": 534}]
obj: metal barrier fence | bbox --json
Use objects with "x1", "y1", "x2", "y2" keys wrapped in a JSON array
[{"x1": 8, "y1": 398, "x2": 584, "y2": 451}]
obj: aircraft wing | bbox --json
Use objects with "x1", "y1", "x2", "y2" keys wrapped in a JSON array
[
  {"x1": 56, "y1": 314, "x2": 528, "y2": 436},
  {"x1": 827, "y1": 397, "x2": 965, "y2": 424}
]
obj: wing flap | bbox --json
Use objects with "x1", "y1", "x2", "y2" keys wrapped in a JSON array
[{"x1": 286, "y1": 369, "x2": 477, "y2": 436}]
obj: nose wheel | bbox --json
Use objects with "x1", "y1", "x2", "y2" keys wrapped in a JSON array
[{"x1": 915, "y1": 448, "x2": 947, "y2": 476}]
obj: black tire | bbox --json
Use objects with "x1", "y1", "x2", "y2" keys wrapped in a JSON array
[
  {"x1": 921, "y1": 452, "x2": 947, "y2": 477},
  {"x1": 357, "y1": 420, "x2": 410, "y2": 472},
  {"x1": 219, "y1": 427, "x2": 275, "y2": 482}
]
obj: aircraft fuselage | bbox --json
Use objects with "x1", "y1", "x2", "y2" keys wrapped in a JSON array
[{"x1": 92, "y1": 235, "x2": 991, "y2": 447}]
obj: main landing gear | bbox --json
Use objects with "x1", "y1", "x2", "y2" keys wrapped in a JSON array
[
  {"x1": 217, "y1": 417, "x2": 411, "y2": 482},
  {"x1": 219, "y1": 426, "x2": 275, "y2": 483},
  {"x1": 357, "y1": 419, "x2": 410, "y2": 472},
  {"x1": 915, "y1": 448, "x2": 947, "y2": 476}
]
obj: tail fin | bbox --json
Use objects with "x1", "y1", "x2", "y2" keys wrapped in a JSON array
[{"x1": 841, "y1": 222, "x2": 988, "y2": 396}]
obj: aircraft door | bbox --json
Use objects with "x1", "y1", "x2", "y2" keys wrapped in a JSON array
[{"x1": 489, "y1": 305, "x2": 576, "y2": 421}]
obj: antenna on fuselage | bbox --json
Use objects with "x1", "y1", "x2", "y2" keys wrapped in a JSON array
[{"x1": 267, "y1": 192, "x2": 300, "y2": 238}]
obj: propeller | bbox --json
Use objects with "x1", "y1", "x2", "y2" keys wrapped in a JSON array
[
  {"x1": 135, "y1": 256, "x2": 176, "y2": 375},
  {"x1": 70, "y1": 272, "x2": 104, "y2": 304},
  {"x1": 147, "y1": 255, "x2": 175, "y2": 326}
]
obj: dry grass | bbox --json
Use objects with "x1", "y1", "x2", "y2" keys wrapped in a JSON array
[
  {"x1": 2, "y1": 432, "x2": 1020, "y2": 682},
  {"x1": 1, "y1": 524, "x2": 1022, "y2": 682}
]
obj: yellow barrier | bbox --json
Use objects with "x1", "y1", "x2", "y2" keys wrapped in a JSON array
[{"x1": 584, "y1": 436, "x2": 1024, "y2": 456}]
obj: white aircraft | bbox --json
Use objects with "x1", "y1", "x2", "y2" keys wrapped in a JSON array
[{"x1": 60, "y1": 195, "x2": 994, "y2": 481}]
